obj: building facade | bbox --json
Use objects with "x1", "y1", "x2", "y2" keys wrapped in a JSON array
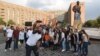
[
  {"x1": 0, "y1": 1, "x2": 85, "y2": 27},
  {"x1": 0, "y1": 1, "x2": 55, "y2": 25}
]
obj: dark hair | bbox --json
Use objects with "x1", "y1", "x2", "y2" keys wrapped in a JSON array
[
  {"x1": 10, "y1": 26, "x2": 13, "y2": 29},
  {"x1": 77, "y1": 1, "x2": 80, "y2": 5},
  {"x1": 81, "y1": 29, "x2": 89, "y2": 38},
  {"x1": 32, "y1": 30, "x2": 41, "y2": 34}
]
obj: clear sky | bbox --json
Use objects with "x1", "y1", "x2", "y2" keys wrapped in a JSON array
[{"x1": 1, "y1": 0, "x2": 100, "y2": 20}]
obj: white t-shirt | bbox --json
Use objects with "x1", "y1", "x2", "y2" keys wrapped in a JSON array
[
  {"x1": 43, "y1": 29, "x2": 46, "y2": 34},
  {"x1": 19, "y1": 31, "x2": 24, "y2": 40},
  {"x1": 83, "y1": 34, "x2": 88, "y2": 42},
  {"x1": 27, "y1": 30, "x2": 33, "y2": 38},
  {"x1": 26, "y1": 33, "x2": 41, "y2": 46},
  {"x1": 62, "y1": 32, "x2": 65, "y2": 39},
  {"x1": 54, "y1": 33, "x2": 59, "y2": 44},
  {"x1": 6, "y1": 28, "x2": 13, "y2": 38},
  {"x1": 49, "y1": 31, "x2": 54, "y2": 38},
  {"x1": 3, "y1": 26, "x2": 7, "y2": 31}
]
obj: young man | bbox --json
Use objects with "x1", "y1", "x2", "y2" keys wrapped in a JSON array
[
  {"x1": 26, "y1": 22, "x2": 42, "y2": 56},
  {"x1": 26, "y1": 30, "x2": 42, "y2": 56},
  {"x1": 13, "y1": 27, "x2": 20, "y2": 50},
  {"x1": 5, "y1": 26, "x2": 14, "y2": 52}
]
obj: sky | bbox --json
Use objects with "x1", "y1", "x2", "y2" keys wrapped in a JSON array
[{"x1": 1, "y1": 0, "x2": 100, "y2": 20}]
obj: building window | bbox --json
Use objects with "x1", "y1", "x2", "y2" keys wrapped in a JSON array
[
  {"x1": 1, "y1": 15, "x2": 5, "y2": 16},
  {"x1": 1, "y1": 12, "x2": 4, "y2": 13},
  {"x1": 1, "y1": 9, "x2": 4, "y2": 10}
]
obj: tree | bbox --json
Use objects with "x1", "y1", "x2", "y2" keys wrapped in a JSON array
[
  {"x1": 0, "y1": 17, "x2": 6, "y2": 25},
  {"x1": 84, "y1": 16, "x2": 100, "y2": 28},
  {"x1": 97, "y1": 16, "x2": 100, "y2": 28},
  {"x1": 97, "y1": 16, "x2": 100, "y2": 24},
  {"x1": 84, "y1": 20, "x2": 98, "y2": 27},
  {"x1": 7, "y1": 19, "x2": 15, "y2": 25}
]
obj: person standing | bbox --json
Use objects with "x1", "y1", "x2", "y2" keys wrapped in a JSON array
[
  {"x1": 5, "y1": 26, "x2": 14, "y2": 52},
  {"x1": 13, "y1": 27, "x2": 20, "y2": 51},
  {"x1": 3, "y1": 25, "x2": 7, "y2": 37},
  {"x1": 70, "y1": 29, "x2": 77, "y2": 52},
  {"x1": 19, "y1": 29, "x2": 25, "y2": 46},
  {"x1": 26, "y1": 30, "x2": 42, "y2": 56},
  {"x1": 61, "y1": 29, "x2": 66, "y2": 52},
  {"x1": 65, "y1": 29, "x2": 70, "y2": 52},
  {"x1": 73, "y1": 1, "x2": 81, "y2": 29},
  {"x1": 81, "y1": 29, "x2": 90, "y2": 56},
  {"x1": 24, "y1": 27, "x2": 28, "y2": 43},
  {"x1": 43, "y1": 32, "x2": 51, "y2": 47},
  {"x1": 27, "y1": 27, "x2": 33, "y2": 39}
]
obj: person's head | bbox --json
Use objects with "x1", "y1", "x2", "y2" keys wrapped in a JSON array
[
  {"x1": 81, "y1": 29, "x2": 89, "y2": 38},
  {"x1": 10, "y1": 26, "x2": 14, "y2": 30},
  {"x1": 71, "y1": 28, "x2": 75, "y2": 33},
  {"x1": 16, "y1": 26, "x2": 19, "y2": 30},
  {"x1": 74, "y1": 29, "x2": 78, "y2": 33},
  {"x1": 76, "y1": 1, "x2": 80, "y2": 5},
  {"x1": 81, "y1": 29, "x2": 86, "y2": 34},
  {"x1": 21, "y1": 29, "x2": 24, "y2": 32}
]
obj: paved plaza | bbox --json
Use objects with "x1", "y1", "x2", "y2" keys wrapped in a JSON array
[
  {"x1": 0, "y1": 28, "x2": 100, "y2": 56},
  {"x1": 0, "y1": 42, "x2": 100, "y2": 56}
]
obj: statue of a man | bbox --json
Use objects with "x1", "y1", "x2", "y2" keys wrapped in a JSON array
[{"x1": 73, "y1": 1, "x2": 81, "y2": 29}]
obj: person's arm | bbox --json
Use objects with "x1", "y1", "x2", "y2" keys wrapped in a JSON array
[
  {"x1": 73, "y1": 6, "x2": 76, "y2": 12},
  {"x1": 36, "y1": 38, "x2": 42, "y2": 48}
]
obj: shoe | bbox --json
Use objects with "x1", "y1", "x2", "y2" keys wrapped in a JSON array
[
  {"x1": 66, "y1": 50, "x2": 70, "y2": 52},
  {"x1": 62, "y1": 49, "x2": 66, "y2": 52},
  {"x1": 70, "y1": 48, "x2": 73, "y2": 51},
  {"x1": 4, "y1": 49, "x2": 7, "y2": 52},
  {"x1": 9, "y1": 48, "x2": 12, "y2": 50},
  {"x1": 74, "y1": 52, "x2": 78, "y2": 55}
]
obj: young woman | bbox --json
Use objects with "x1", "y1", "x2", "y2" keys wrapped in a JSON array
[
  {"x1": 43, "y1": 32, "x2": 51, "y2": 47},
  {"x1": 5, "y1": 26, "x2": 14, "y2": 52},
  {"x1": 19, "y1": 29, "x2": 25, "y2": 45},
  {"x1": 61, "y1": 29, "x2": 66, "y2": 52},
  {"x1": 81, "y1": 29, "x2": 90, "y2": 56},
  {"x1": 53, "y1": 29, "x2": 59, "y2": 50}
]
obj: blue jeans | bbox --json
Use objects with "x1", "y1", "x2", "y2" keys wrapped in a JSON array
[
  {"x1": 66, "y1": 41, "x2": 70, "y2": 51},
  {"x1": 74, "y1": 12, "x2": 80, "y2": 20},
  {"x1": 14, "y1": 38, "x2": 18, "y2": 50},
  {"x1": 82, "y1": 42, "x2": 88, "y2": 56},
  {"x1": 44, "y1": 41, "x2": 49, "y2": 47},
  {"x1": 62, "y1": 38, "x2": 66, "y2": 50}
]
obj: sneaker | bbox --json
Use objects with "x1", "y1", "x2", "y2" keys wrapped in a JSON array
[
  {"x1": 66, "y1": 50, "x2": 70, "y2": 52},
  {"x1": 4, "y1": 49, "x2": 7, "y2": 52},
  {"x1": 61, "y1": 49, "x2": 66, "y2": 52},
  {"x1": 70, "y1": 48, "x2": 73, "y2": 51},
  {"x1": 9, "y1": 48, "x2": 12, "y2": 50},
  {"x1": 74, "y1": 52, "x2": 78, "y2": 55}
]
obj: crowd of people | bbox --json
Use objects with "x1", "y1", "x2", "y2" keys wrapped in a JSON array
[{"x1": 2, "y1": 22, "x2": 91, "y2": 56}]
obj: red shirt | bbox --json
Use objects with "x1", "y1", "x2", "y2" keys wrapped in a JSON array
[{"x1": 13, "y1": 29, "x2": 20, "y2": 38}]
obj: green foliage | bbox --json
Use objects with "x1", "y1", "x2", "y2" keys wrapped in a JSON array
[
  {"x1": 61, "y1": 19, "x2": 67, "y2": 28},
  {"x1": 0, "y1": 17, "x2": 6, "y2": 25},
  {"x1": 7, "y1": 19, "x2": 15, "y2": 25},
  {"x1": 97, "y1": 16, "x2": 100, "y2": 24},
  {"x1": 84, "y1": 16, "x2": 100, "y2": 28}
]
